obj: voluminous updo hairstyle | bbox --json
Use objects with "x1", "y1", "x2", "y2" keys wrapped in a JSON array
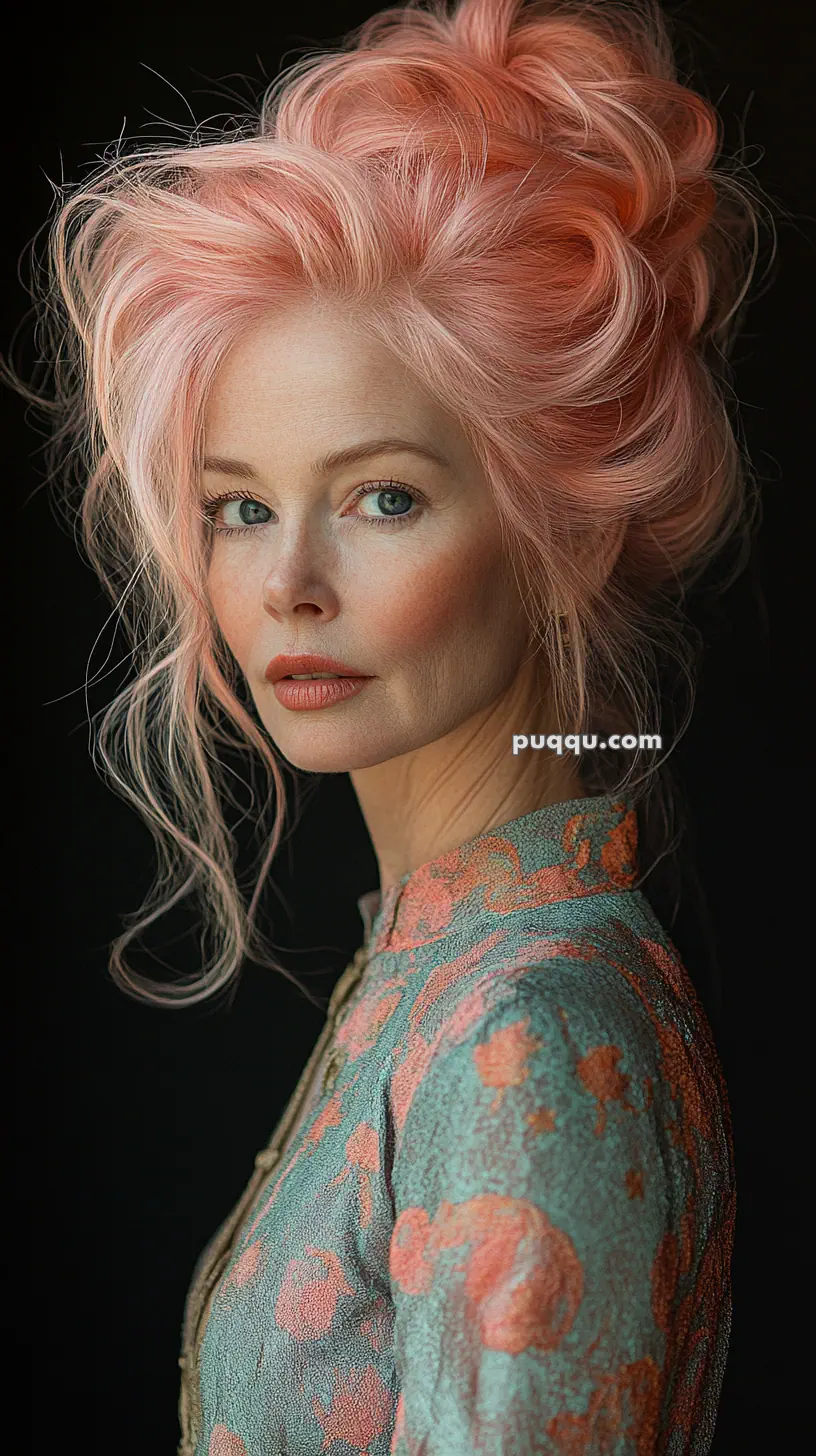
[{"x1": 10, "y1": 0, "x2": 769, "y2": 1008}]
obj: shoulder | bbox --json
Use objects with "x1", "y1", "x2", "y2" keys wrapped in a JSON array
[
  {"x1": 421, "y1": 920, "x2": 675, "y2": 1084},
  {"x1": 390, "y1": 940, "x2": 735, "y2": 1279},
  {"x1": 393, "y1": 925, "x2": 732, "y2": 1184},
  {"x1": 433, "y1": 903, "x2": 723, "y2": 1091},
  {"x1": 418, "y1": 954, "x2": 665, "y2": 1121}
]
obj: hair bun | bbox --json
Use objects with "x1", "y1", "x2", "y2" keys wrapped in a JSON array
[
  {"x1": 272, "y1": 0, "x2": 708, "y2": 257},
  {"x1": 450, "y1": 0, "x2": 521, "y2": 65}
]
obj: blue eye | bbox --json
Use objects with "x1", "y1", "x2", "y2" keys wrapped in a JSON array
[
  {"x1": 355, "y1": 486, "x2": 416, "y2": 522},
  {"x1": 200, "y1": 493, "x2": 275, "y2": 536},
  {"x1": 227, "y1": 499, "x2": 272, "y2": 526},
  {"x1": 233, "y1": 500, "x2": 271, "y2": 524}
]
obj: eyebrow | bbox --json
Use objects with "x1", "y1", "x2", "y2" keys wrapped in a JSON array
[{"x1": 200, "y1": 436, "x2": 450, "y2": 480}]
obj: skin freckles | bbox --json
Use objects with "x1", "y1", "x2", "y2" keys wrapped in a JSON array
[{"x1": 203, "y1": 298, "x2": 583, "y2": 888}]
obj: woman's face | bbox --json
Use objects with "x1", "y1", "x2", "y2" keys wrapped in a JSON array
[{"x1": 202, "y1": 300, "x2": 533, "y2": 773}]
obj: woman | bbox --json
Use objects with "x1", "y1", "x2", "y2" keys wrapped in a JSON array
[{"x1": 16, "y1": 0, "x2": 765, "y2": 1450}]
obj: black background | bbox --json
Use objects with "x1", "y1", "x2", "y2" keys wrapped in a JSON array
[{"x1": 4, "y1": 3, "x2": 809, "y2": 1451}]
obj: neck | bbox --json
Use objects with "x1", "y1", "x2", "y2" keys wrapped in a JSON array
[{"x1": 349, "y1": 657, "x2": 584, "y2": 891}]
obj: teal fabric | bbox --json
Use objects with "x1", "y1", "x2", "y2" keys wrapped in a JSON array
[{"x1": 179, "y1": 793, "x2": 734, "y2": 1455}]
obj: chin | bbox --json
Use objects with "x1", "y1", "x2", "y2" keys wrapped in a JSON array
[{"x1": 272, "y1": 730, "x2": 404, "y2": 775}]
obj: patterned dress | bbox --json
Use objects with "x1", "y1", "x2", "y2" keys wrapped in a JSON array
[{"x1": 177, "y1": 792, "x2": 735, "y2": 1456}]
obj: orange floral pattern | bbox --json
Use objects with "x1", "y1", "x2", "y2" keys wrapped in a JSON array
[{"x1": 180, "y1": 795, "x2": 734, "y2": 1455}]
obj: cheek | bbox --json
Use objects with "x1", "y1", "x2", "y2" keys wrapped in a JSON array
[
  {"x1": 207, "y1": 557, "x2": 256, "y2": 665},
  {"x1": 360, "y1": 531, "x2": 518, "y2": 662}
]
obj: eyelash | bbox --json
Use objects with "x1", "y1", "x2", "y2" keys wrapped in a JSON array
[{"x1": 200, "y1": 479, "x2": 424, "y2": 538}]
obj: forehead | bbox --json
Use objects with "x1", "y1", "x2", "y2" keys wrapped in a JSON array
[{"x1": 203, "y1": 300, "x2": 451, "y2": 457}]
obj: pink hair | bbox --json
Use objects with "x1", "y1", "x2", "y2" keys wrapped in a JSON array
[{"x1": 10, "y1": 0, "x2": 769, "y2": 1006}]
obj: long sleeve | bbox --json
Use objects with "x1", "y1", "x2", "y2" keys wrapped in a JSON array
[{"x1": 387, "y1": 963, "x2": 732, "y2": 1455}]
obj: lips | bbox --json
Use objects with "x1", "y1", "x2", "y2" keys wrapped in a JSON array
[
  {"x1": 265, "y1": 653, "x2": 371, "y2": 684},
  {"x1": 272, "y1": 675, "x2": 372, "y2": 711}
]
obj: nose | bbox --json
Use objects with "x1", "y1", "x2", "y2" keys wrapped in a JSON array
[{"x1": 261, "y1": 530, "x2": 340, "y2": 624}]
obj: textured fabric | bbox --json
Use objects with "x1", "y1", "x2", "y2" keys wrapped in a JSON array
[{"x1": 177, "y1": 793, "x2": 735, "y2": 1456}]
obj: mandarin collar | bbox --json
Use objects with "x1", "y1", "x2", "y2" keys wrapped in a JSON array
[{"x1": 355, "y1": 792, "x2": 638, "y2": 956}]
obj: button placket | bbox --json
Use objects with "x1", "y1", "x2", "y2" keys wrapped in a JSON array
[{"x1": 321, "y1": 948, "x2": 369, "y2": 1095}]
